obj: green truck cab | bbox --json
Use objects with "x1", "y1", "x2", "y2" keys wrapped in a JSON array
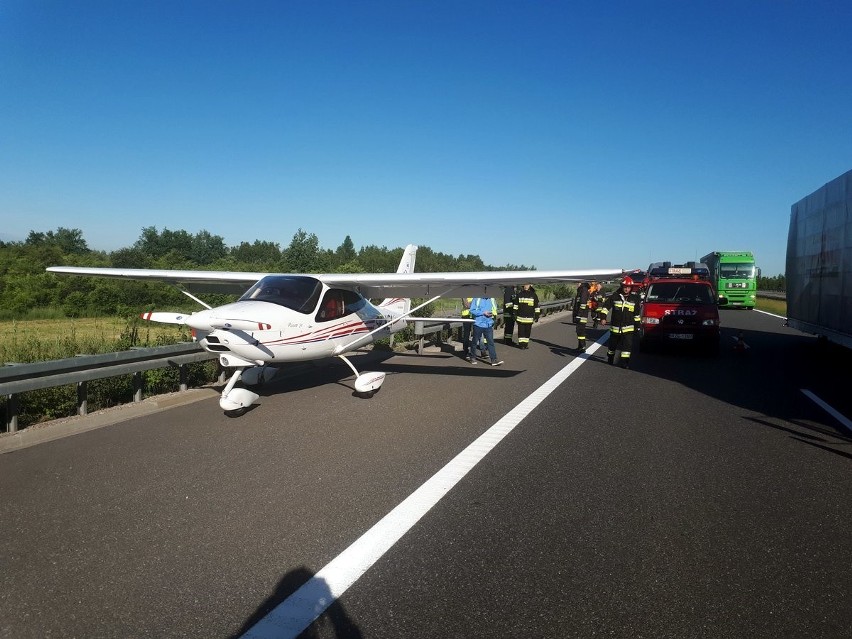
[{"x1": 700, "y1": 251, "x2": 760, "y2": 309}]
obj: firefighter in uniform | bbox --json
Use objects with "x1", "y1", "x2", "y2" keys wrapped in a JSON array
[
  {"x1": 589, "y1": 280, "x2": 603, "y2": 328},
  {"x1": 502, "y1": 285, "x2": 517, "y2": 346},
  {"x1": 598, "y1": 276, "x2": 640, "y2": 368},
  {"x1": 572, "y1": 281, "x2": 591, "y2": 352},
  {"x1": 515, "y1": 283, "x2": 540, "y2": 349}
]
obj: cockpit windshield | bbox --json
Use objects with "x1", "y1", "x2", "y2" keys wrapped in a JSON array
[
  {"x1": 645, "y1": 282, "x2": 714, "y2": 304},
  {"x1": 239, "y1": 276, "x2": 323, "y2": 314}
]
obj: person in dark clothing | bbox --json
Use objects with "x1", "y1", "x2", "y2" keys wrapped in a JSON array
[
  {"x1": 515, "y1": 283, "x2": 540, "y2": 349},
  {"x1": 598, "y1": 276, "x2": 640, "y2": 368},
  {"x1": 588, "y1": 280, "x2": 603, "y2": 328},
  {"x1": 572, "y1": 281, "x2": 591, "y2": 352},
  {"x1": 502, "y1": 285, "x2": 517, "y2": 346}
]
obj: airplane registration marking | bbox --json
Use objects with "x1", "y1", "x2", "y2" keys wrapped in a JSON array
[{"x1": 239, "y1": 336, "x2": 607, "y2": 638}]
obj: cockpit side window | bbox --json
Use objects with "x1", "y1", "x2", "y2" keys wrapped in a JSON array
[
  {"x1": 316, "y1": 288, "x2": 367, "y2": 322},
  {"x1": 317, "y1": 291, "x2": 344, "y2": 322}
]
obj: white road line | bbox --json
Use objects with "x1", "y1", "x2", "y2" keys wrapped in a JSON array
[
  {"x1": 755, "y1": 309, "x2": 787, "y2": 320},
  {"x1": 240, "y1": 338, "x2": 605, "y2": 638},
  {"x1": 800, "y1": 389, "x2": 852, "y2": 433}
]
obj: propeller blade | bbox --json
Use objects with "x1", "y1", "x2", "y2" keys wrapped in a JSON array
[
  {"x1": 140, "y1": 312, "x2": 190, "y2": 325},
  {"x1": 207, "y1": 318, "x2": 272, "y2": 331},
  {"x1": 141, "y1": 311, "x2": 271, "y2": 332}
]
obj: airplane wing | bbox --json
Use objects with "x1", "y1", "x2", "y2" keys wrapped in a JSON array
[
  {"x1": 45, "y1": 267, "x2": 269, "y2": 295},
  {"x1": 46, "y1": 265, "x2": 624, "y2": 298},
  {"x1": 315, "y1": 269, "x2": 624, "y2": 298}
]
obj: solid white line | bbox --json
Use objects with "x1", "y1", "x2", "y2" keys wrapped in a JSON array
[
  {"x1": 240, "y1": 337, "x2": 605, "y2": 638},
  {"x1": 800, "y1": 389, "x2": 852, "y2": 433},
  {"x1": 754, "y1": 309, "x2": 786, "y2": 320}
]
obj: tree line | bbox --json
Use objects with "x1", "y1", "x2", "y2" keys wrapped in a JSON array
[
  {"x1": 0, "y1": 227, "x2": 787, "y2": 321},
  {"x1": 757, "y1": 273, "x2": 785, "y2": 291},
  {"x1": 0, "y1": 227, "x2": 536, "y2": 320}
]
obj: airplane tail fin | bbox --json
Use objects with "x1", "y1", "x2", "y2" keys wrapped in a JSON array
[
  {"x1": 378, "y1": 244, "x2": 417, "y2": 314},
  {"x1": 395, "y1": 244, "x2": 417, "y2": 274}
]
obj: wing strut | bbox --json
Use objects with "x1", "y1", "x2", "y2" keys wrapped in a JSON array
[
  {"x1": 175, "y1": 287, "x2": 214, "y2": 310},
  {"x1": 333, "y1": 289, "x2": 457, "y2": 356}
]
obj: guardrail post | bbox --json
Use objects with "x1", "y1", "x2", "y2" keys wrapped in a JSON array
[
  {"x1": 5, "y1": 394, "x2": 18, "y2": 433},
  {"x1": 133, "y1": 372, "x2": 143, "y2": 403},
  {"x1": 179, "y1": 364, "x2": 188, "y2": 392},
  {"x1": 77, "y1": 381, "x2": 88, "y2": 416},
  {"x1": 414, "y1": 320, "x2": 425, "y2": 355}
]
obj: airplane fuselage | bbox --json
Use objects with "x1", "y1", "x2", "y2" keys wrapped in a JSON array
[{"x1": 194, "y1": 291, "x2": 404, "y2": 365}]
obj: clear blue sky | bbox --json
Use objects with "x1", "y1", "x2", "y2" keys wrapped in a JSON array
[{"x1": 2, "y1": 1, "x2": 850, "y2": 277}]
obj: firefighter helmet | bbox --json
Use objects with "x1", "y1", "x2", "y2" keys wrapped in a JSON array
[{"x1": 621, "y1": 276, "x2": 634, "y2": 287}]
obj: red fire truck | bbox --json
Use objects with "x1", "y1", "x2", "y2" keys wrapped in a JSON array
[{"x1": 639, "y1": 262, "x2": 727, "y2": 353}]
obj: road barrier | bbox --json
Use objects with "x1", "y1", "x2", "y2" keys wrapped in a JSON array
[{"x1": 1, "y1": 343, "x2": 218, "y2": 433}]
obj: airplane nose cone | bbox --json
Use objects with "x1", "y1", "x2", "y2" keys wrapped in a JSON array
[{"x1": 185, "y1": 311, "x2": 215, "y2": 332}]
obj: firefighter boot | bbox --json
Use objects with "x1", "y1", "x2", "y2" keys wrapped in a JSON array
[{"x1": 607, "y1": 351, "x2": 614, "y2": 365}]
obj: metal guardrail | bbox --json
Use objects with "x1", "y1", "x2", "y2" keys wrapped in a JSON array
[
  {"x1": 757, "y1": 290, "x2": 786, "y2": 300},
  {"x1": 1, "y1": 343, "x2": 218, "y2": 433}
]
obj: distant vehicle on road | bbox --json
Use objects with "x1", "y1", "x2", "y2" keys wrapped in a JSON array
[{"x1": 700, "y1": 251, "x2": 759, "y2": 309}]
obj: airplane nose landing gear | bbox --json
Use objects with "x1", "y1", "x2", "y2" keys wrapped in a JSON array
[
  {"x1": 220, "y1": 387, "x2": 260, "y2": 413},
  {"x1": 219, "y1": 367, "x2": 260, "y2": 414}
]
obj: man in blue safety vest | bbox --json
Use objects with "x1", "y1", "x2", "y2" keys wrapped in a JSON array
[{"x1": 468, "y1": 297, "x2": 503, "y2": 366}]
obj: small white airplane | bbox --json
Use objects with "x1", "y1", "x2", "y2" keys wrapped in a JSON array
[{"x1": 48, "y1": 245, "x2": 621, "y2": 415}]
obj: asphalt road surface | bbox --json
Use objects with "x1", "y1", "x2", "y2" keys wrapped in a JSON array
[{"x1": 2, "y1": 309, "x2": 851, "y2": 639}]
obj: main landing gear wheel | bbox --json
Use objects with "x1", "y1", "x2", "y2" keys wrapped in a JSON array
[{"x1": 338, "y1": 354, "x2": 386, "y2": 397}]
